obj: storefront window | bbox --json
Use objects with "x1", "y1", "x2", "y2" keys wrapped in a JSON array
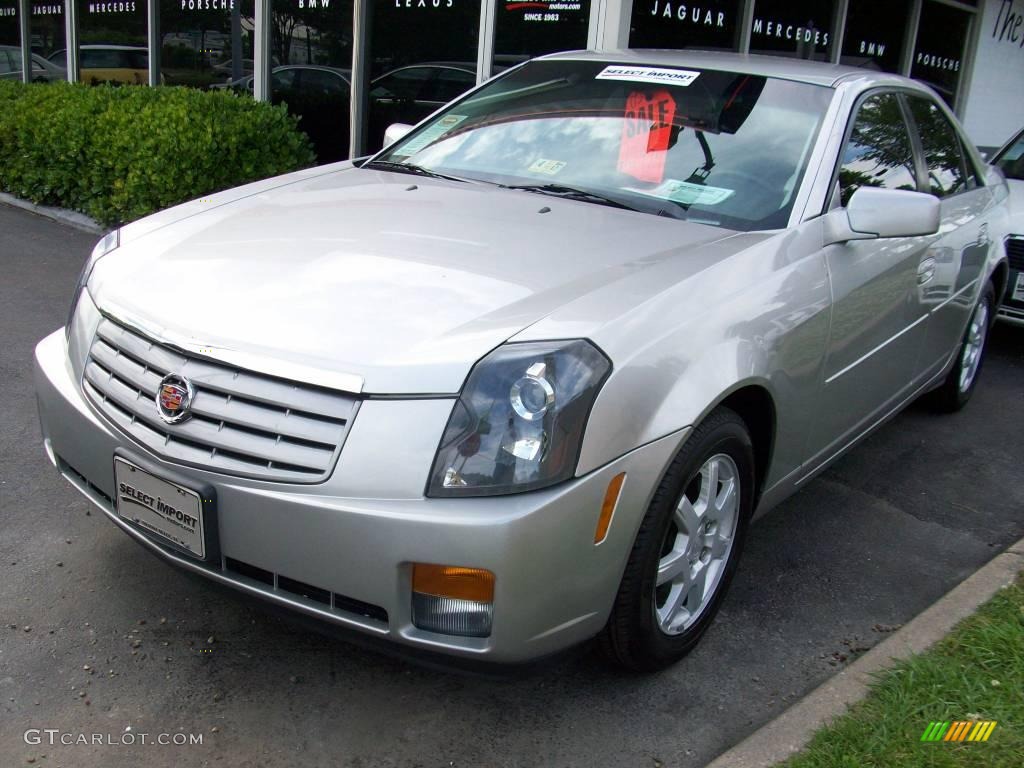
[
  {"x1": 0, "y1": 3, "x2": 18, "y2": 73},
  {"x1": 911, "y1": 0, "x2": 970, "y2": 108},
  {"x1": 161, "y1": 0, "x2": 256, "y2": 90},
  {"x1": 629, "y1": 0, "x2": 741, "y2": 50},
  {"x1": 748, "y1": 0, "x2": 834, "y2": 61},
  {"x1": 68, "y1": 0, "x2": 149, "y2": 85},
  {"x1": 841, "y1": 0, "x2": 910, "y2": 73},
  {"x1": 269, "y1": 0, "x2": 353, "y2": 163},
  {"x1": 29, "y1": 4, "x2": 65, "y2": 74},
  {"x1": 494, "y1": 0, "x2": 590, "y2": 65},
  {"x1": 364, "y1": 0, "x2": 480, "y2": 153}
]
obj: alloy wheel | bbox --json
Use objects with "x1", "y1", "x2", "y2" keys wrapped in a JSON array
[
  {"x1": 958, "y1": 299, "x2": 989, "y2": 394},
  {"x1": 654, "y1": 453, "x2": 740, "y2": 635}
]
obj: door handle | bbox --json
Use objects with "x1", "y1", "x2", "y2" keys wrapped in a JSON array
[{"x1": 917, "y1": 256, "x2": 937, "y2": 285}]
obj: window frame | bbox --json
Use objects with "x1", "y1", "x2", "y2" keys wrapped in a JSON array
[
  {"x1": 992, "y1": 127, "x2": 1024, "y2": 167},
  {"x1": 824, "y1": 87, "x2": 926, "y2": 212}
]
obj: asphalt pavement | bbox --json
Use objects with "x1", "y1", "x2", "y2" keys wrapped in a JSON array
[{"x1": 2, "y1": 203, "x2": 1023, "y2": 768}]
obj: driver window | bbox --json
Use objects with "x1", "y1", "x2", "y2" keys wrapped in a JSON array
[{"x1": 836, "y1": 93, "x2": 918, "y2": 207}]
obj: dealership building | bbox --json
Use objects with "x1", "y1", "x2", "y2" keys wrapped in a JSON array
[{"x1": 1, "y1": 0, "x2": 1022, "y2": 159}]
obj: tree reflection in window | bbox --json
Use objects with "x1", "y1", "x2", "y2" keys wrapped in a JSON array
[
  {"x1": 838, "y1": 93, "x2": 917, "y2": 206},
  {"x1": 907, "y1": 96, "x2": 969, "y2": 198}
]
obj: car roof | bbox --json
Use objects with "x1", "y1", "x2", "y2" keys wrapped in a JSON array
[
  {"x1": 80, "y1": 45, "x2": 148, "y2": 52},
  {"x1": 379, "y1": 62, "x2": 477, "y2": 75},
  {"x1": 538, "y1": 49, "x2": 922, "y2": 90},
  {"x1": 276, "y1": 65, "x2": 351, "y2": 75}
]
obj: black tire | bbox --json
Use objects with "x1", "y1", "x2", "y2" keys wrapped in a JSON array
[
  {"x1": 927, "y1": 281, "x2": 996, "y2": 413},
  {"x1": 599, "y1": 406, "x2": 755, "y2": 672}
]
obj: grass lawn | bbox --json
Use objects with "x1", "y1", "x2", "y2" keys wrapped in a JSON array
[{"x1": 781, "y1": 573, "x2": 1024, "y2": 767}]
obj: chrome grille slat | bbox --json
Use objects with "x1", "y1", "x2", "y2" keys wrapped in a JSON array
[
  {"x1": 83, "y1": 318, "x2": 358, "y2": 483},
  {"x1": 89, "y1": 339, "x2": 344, "y2": 446},
  {"x1": 95, "y1": 320, "x2": 347, "y2": 419},
  {"x1": 1007, "y1": 237, "x2": 1024, "y2": 271}
]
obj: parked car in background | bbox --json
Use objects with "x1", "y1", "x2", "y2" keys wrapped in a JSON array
[
  {"x1": 991, "y1": 127, "x2": 1024, "y2": 323},
  {"x1": 47, "y1": 45, "x2": 150, "y2": 85},
  {"x1": 36, "y1": 52, "x2": 1011, "y2": 672},
  {"x1": 0, "y1": 46, "x2": 65, "y2": 82},
  {"x1": 213, "y1": 58, "x2": 256, "y2": 78},
  {"x1": 368, "y1": 62, "x2": 484, "y2": 151},
  {"x1": 213, "y1": 65, "x2": 351, "y2": 164}
]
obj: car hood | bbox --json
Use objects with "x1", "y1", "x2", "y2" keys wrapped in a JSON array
[{"x1": 91, "y1": 167, "x2": 740, "y2": 394}]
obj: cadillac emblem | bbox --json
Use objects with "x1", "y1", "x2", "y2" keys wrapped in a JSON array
[{"x1": 156, "y1": 374, "x2": 195, "y2": 424}]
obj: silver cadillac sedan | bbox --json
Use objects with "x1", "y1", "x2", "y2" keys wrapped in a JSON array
[{"x1": 35, "y1": 51, "x2": 1011, "y2": 671}]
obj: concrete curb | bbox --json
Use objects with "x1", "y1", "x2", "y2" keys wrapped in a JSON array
[
  {"x1": 0, "y1": 193, "x2": 105, "y2": 235},
  {"x1": 704, "y1": 535, "x2": 1024, "y2": 768}
]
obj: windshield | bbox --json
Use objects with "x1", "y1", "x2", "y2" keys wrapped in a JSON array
[
  {"x1": 993, "y1": 130, "x2": 1024, "y2": 181},
  {"x1": 373, "y1": 59, "x2": 834, "y2": 231}
]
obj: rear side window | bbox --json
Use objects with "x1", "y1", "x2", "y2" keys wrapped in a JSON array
[
  {"x1": 993, "y1": 129, "x2": 1024, "y2": 181},
  {"x1": 371, "y1": 67, "x2": 434, "y2": 101},
  {"x1": 0, "y1": 50, "x2": 13, "y2": 75},
  {"x1": 837, "y1": 93, "x2": 918, "y2": 207},
  {"x1": 301, "y1": 70, "x2": 347, "y2": 96},
  {"x1": 423, "y1": 68, "x2": 476, "y2": 103},
  {"x1": 906, "y1": 96, "x2": 970, "y2": 198}
]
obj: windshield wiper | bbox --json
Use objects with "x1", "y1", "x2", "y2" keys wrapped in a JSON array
[
  {"x1": 501, "y1": 183, "x2": 641, "y2": 212},
  {"x1": 362, "y1": 159, "x2": 470, "y2": 183}
]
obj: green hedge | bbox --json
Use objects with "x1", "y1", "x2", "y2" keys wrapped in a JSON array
[{"x1": 0, "y1": 81, "x2": 316, "y2": 226}]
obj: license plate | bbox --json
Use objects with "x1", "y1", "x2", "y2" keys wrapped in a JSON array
[
  {"x1": 1013, "y1": 273, "x2": 1024, "y2": 302},
  {"x1": 114, "y1": 458, "x2": 206, "y2": 558}
]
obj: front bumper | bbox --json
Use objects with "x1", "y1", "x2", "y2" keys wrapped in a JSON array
[{"x1": 34, "y1": 328, "x2": 683, "y2": 663}]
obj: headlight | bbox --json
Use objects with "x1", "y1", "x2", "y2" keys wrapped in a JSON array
[
  {"x1": 66, "y1": 229, "x2": 119, "y2": 338},
  {"x1": 427, "y1": 340, "x2": 611, "y2": 497}
]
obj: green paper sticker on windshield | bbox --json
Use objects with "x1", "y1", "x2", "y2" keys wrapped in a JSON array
[
  {"x1": 392, "y1": 114, "x2": 468, "y2": 157},
  {"x1": 528, "y1": 158, "x2": 567, "y2": 175},
  {"x1": 655, "y1": 179, "x2": 735, "y2": 206}
]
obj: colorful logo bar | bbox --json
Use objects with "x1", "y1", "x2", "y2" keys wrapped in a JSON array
[{"x1": 921, "y1": 721, "x2": 997, "y2": 742}]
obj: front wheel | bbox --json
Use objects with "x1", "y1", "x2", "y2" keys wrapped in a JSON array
[
  {"x1": 928, "y1": 281, "x2": 995, "y2": 413},
  {"x1": 599, "y1": 407, "x2": 755, "y2": 672}
]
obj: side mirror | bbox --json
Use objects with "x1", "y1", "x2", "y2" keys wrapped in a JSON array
[
  {"x1": 824, "y1": 187, "x2": 940, "y2": 246},
  {"x1": 383, "y1": 123, "x2": 413, "y2": 147}
]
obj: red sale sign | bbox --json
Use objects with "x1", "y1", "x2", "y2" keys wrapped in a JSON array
[{"x1": 618, "y1": 89, "x2": 677, "y2": 184}]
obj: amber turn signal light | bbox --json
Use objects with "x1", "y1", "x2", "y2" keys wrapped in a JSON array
[
  {"x1": 594, "y1": 472, "x2": 626, "y2": 544},
  {"x1": 412, "y1": 564, "x2": 495, "y2": 603}
]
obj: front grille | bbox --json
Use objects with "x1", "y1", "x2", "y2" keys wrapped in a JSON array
[
  {"x1": 1007, "y1": 237, "x2": 1024, "y2": 272},
  {"x1": 82, "y1": 317, "x2": 359, "y2": 483}
]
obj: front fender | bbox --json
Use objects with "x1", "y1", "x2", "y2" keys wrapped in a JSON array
[{"x1": 521, "y1": 225, "x2": 833, "y2": 486}]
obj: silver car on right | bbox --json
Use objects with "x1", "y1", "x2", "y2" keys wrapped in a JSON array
[{"x1": 991, "y1": 127, "x2": 1024, "y2": 323}]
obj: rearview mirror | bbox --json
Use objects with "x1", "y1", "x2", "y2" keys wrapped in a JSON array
[
  {"x1": 383, "y1": 123, "x2": 413, "y2": 147},
  {"x1": 824, "y1": 187, "x2": 940, "y2": 246}
]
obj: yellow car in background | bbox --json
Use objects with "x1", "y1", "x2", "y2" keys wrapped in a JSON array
[{"x1": 47, "y1": 45, "x2": 152, "y2": 85}]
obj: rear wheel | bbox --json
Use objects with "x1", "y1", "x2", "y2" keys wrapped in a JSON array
[
  {"x1": 600, "y1": 407, "x2": 755, "y2": 672},
  {"x1": 928, "y1": 282, "x2": 995, "y2": 413}
]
